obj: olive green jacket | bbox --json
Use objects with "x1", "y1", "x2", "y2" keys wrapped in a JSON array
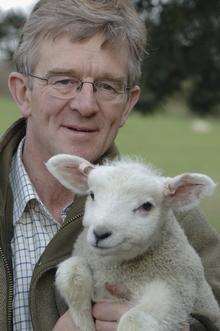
[{"x1": 0, "y1": 118, "x2": 219, "y2": 330}]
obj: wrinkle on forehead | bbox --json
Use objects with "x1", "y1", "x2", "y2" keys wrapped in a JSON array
[{"x1": 36, "y1": 33, "x2": 128, "y2": 79}]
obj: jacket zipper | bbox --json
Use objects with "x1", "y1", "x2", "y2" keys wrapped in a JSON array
[
  {"x1": 61, "y1": 212, "x2": 83, "y2": 231},
  {"x1": 0, "y1": 246, "x2": 13, "y2": 331},
  {"x1": 30, "y1": 213, "x2": 83, "y2": 329},
  {"x1": 33, "y1": 212, "x2": 83, "y2": 285},
  {"x1": 35, "y1": 212, "x2": 83, "y2": 269},
  {"x1": 35, "y1": 212, "x2": 83, "y2": 277}
]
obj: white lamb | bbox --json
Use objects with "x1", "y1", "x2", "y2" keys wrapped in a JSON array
[{"x1": 46, "y1": 154, "x2": 220, "y2": 331}]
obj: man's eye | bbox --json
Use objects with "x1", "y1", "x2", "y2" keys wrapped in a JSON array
[
  {"x1": 98, "y1": 82, "x2": 117, "y2": 93},
  {"x1": 55, "y1": 79, "x2": 70, "y2": 85},
  {"x1": 102, "y1": 83, "x2": 115, "y2": 90},
  {"x1": 49, "y1": 76, "x2": 78, "y2": 87},
  {"x1": 53, "y1": 79, "x2": 76, "y2": 86}
]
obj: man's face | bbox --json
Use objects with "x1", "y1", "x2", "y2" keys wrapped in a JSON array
[{"x1": 22, "y1": 34, "x2": 140, "y2": 162}]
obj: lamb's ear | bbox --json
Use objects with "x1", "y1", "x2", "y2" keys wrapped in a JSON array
[
  {"x1": 45, "y1": 154, "x2": 95, "y2": 194},
  {"x1": 163, "y1": 173, "x2": 216, "y2": 211}
]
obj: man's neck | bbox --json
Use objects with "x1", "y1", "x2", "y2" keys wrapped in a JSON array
[{"x1": 22, "y1": 144, "x2": 74, "y2": 223}]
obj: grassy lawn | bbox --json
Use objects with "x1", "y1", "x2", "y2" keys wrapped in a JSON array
[
  {"x1": 1, "y1": 96, "x2": 219, "y2": 231},
  {"x1": 0, "y1": 96, "x2": 21, "y2": 129}
]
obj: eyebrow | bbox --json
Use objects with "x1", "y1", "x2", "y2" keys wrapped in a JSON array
[
  {"x1": 98, "y1": 72, "x2": 126, "y2": 83},
  {"x1": 46, "y1": 68, "x2": 79, "y2": 77},
  {"x1": 46, "y1": 68, "x2": 126, "y2": 83}
]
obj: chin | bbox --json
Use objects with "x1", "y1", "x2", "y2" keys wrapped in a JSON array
[
  {"x1": 55, "y1": 146, "x2": 91, "y2": 160},
  {"x1": 90, "y1": 241, "x2": 139, "y2": 260}
]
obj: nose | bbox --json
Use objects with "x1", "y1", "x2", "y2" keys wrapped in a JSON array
[
  {"x1": 69, "y1": 82, "x2": 99, "y2": 117},
  {"x1": 93, "y1": 228, "x2": 112, "y2": 243}
]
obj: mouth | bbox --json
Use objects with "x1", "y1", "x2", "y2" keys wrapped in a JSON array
[
  {"x1": 91, "y1": 240, "x2": 125, "y2": 252},
  {"x1": 91, "y1": 245, "x2": 118, "y2": 255},
  {"x1": 62, "y1": 125, "x2": 98, "y2": 134}
]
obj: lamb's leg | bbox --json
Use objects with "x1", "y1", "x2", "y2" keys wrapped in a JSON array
[
  {"x1": 193, "y1": 279, "x2": 220, "y2": 329},
  {"x1": 118, "y1": 280, "x2": 189, "y2": 331},
  {"x1": 56, "y1": 256, "x2": 95, "y2": 331}
]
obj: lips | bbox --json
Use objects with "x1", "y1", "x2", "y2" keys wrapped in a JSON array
[{"x1": 62, "y1": 125, "x2": 98, "y2": 133}]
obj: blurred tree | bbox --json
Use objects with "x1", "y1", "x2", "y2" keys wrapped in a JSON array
[
  {"x1": 0, "y1": 10, "x2": 26, "y2": 63},
  {"x1": 135, "y1": 0, "x2": 220, "y2": 116}
]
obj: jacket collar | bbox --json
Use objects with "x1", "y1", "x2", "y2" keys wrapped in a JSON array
[
  {"x1": 0, "y1": 118, "x2": 26, "y2": 254},
  {"x1": 0, "y1": 118, "x2": 27, "y2": 205}
]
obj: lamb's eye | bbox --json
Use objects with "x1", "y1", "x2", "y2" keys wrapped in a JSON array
[
  {"x1": 140, "y1": 202, "x2": 154, "y2": 211},
  {"x1": 90, "y1": 192, "x2": 95, "y2": 200},
  {"x1": 133, "y1": 201, "x2": 154, "y2": 214}
]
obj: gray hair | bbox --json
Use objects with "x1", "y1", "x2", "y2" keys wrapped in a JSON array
[{"x1": 14, "y1": 0, "x2": 147, "y2": 85}]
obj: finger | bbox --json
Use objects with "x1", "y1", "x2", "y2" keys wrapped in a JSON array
[
  {"x1": 105, "y1": 283, "x2": 131, "y2": 300},
  {"x1": 53, "y1": 311, "x2": 79, "y2": 331},
  {"x1": 92, "y1": 301, "x2": 130, "y2": 321},
  {"x1": 181, "y1": 324, "x2": 190, "y2": 331},
  {"x1": 95, "y1": 320, "x2": 117, "y2": 331}
]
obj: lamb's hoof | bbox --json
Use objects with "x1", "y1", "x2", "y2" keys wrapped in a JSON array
[{"x1": 118, "y1": 310, "x2": 160, "y2": 331}]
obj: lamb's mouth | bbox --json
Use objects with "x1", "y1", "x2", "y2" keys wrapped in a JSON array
[
  {"x1": 95, "y1": 245, "x2": 115, "y2": 250},
  {"x1": 91, "y1": 240, "x2": 125, "y2": 251}
]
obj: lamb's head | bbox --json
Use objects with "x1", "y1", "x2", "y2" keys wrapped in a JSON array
[{"x1": 46, "y1": 154, "x2": 216, "y2": 261}]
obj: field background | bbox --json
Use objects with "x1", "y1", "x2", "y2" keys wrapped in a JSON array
[{"x1": 1, "y1": 96, "x2": 219, "y2": 232}]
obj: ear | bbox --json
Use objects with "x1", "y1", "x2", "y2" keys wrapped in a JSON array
[
  {"x1": 8, "y1": 72, "x2": 32, "y2": 118},
  {"x1": 120, "y1": 85, "x2": 140, "y2": 127},
  {"x1": 163, "y1": 173, "x2": 216, "y2": 211},
  {"x1": 45, "y1": 154, "x2": 95, "y2": 194}
]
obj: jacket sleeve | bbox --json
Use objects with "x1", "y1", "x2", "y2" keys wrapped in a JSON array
[{"x1": 176, "y1": 208, "x2": 220, "y2": 330}]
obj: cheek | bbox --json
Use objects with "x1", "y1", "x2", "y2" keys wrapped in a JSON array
[
  {"x1": 82, "y1": 205, "x2": 94, "y2": 227},
  {"x1": 102, "y1": 105, "x2": 126, "y2": 132},
  {"x1": 32, "y1": 88, "x2": 67, "y2": 118},
  {"x1": 124, "y1": 217, "x2": 155, "y2": 240},
  {"x1": 45, "y1": 99, "x2": 68, "y2": 119}
]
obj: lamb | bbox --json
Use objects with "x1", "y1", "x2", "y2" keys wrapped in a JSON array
[{"x1": 46, "y1": 154, "x2": 220, "y2": 331}]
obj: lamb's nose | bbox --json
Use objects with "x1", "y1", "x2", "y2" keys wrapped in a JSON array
[{"x1": 93, "y1": 229, "x2": 112, "y2": 242}]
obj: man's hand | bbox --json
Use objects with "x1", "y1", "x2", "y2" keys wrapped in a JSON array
[
  {"x1": 182, "y1": 324, "x2": 190, "y2": 331},
  {"x1": 92, "y1": 299, "x2": 130, "y2": 331},
  {"x1": 92, "y1": 300, "x2": 190, "y2": 331},
  {"x1": 92, "y1": 283, "x2": 190, "y2": 331},
  {"x1": 53, "y1": 308, "x2": 190, "y2": 331},
  {"x1": 53, "y1": 311, "x2": 79, "y2": 331},
  {"x1": 53, "y1": 283, "x2": 190, "y2": 331}
]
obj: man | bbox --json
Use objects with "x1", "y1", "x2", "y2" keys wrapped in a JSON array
[{"x1": 0, "y1": 0, "x2": 219, "y2": 330}]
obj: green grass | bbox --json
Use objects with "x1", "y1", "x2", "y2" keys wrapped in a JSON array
[
  {"x1": 0, "y1": 96, "x2": 21, "y2": 130},
  {"x1": 0, "y1": 96, "x2": 219, "y2": 231}
]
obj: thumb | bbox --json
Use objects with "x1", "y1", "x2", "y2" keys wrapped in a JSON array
[{"x1": 105, "y1": 283, "x2": 131, "y2": 300}]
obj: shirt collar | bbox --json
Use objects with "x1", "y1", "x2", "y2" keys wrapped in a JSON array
[{"x1": 9, "y1": 138, "x2": 72, "y2": 225}]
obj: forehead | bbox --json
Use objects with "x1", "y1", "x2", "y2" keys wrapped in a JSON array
[
  {"x1": 35, "y1": 34, "x2": 129, "y2": 78},
  {"x1": 89, "y1": 165, "x2": 163, "y2": 198}
]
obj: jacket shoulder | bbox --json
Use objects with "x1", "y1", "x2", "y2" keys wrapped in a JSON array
[{"x1": 175, "y1": 208, "x2": 220, "y2": 307}]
